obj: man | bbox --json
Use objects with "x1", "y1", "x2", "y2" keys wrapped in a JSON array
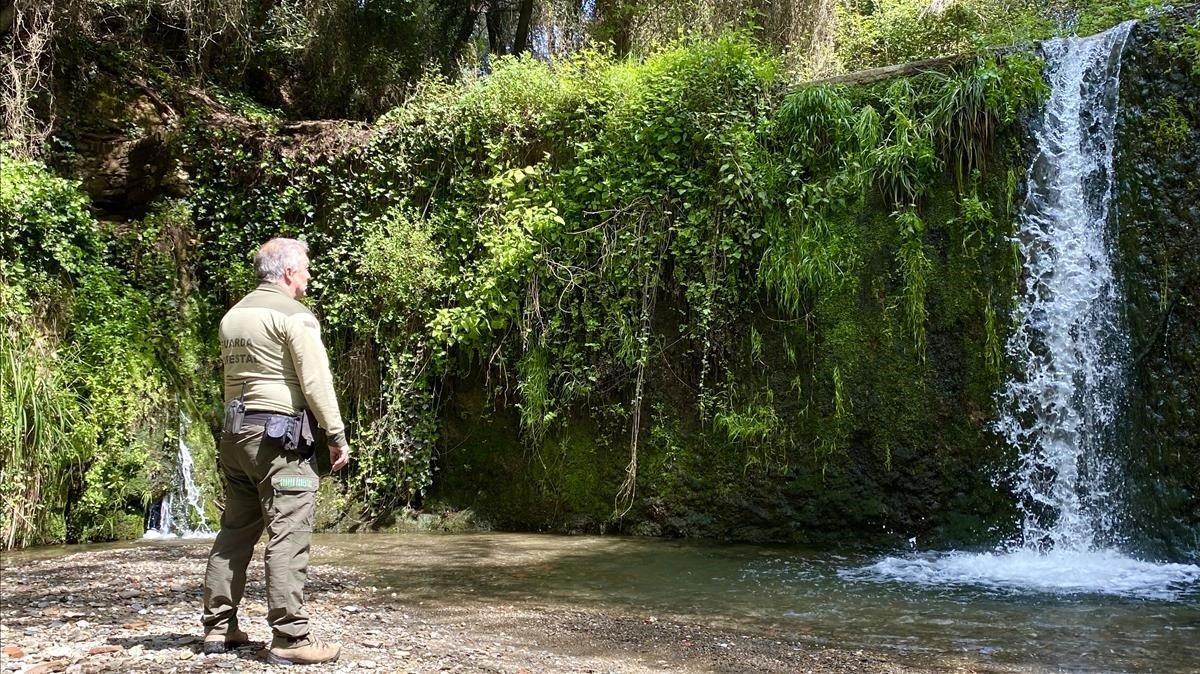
[{"x1": 202, "y1": 237, "x2": 350, "y2": 666}]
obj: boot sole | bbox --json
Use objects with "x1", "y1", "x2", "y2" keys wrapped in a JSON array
[{"x1": 266, "y1": 651, "x2": 340, "y2": 666}]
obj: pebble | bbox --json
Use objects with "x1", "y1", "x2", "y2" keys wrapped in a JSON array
[
  {"x1": 2, "y1": 543, "x2": 881, "y2": 674},
  {"x1": 23, "y1": 660, "x2": 69, "y2": 674}
]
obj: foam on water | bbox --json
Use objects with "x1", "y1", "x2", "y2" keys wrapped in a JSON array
[{"x1": 845, "y1": 549, "x2": 1200, "y2": 600}]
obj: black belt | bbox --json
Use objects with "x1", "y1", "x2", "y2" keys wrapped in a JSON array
[{"x1": 243, "y1": 410, "x2": 293, "y2": 427}]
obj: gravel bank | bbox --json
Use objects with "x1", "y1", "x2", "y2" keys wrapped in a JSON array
[{"x1": 0, "y1": 542, "x2": 941, "y2": 673}]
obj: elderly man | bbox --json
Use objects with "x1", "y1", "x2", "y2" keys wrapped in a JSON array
[{"x1": 202, "y1": 237, "x2": 350, "y2": 665}]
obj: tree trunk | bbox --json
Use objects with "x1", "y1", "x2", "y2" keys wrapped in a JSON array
[
  {"x1": 0, "y1": 0, "x2": 16, "y2": 36},
  {"x1": 512, "y1": 0, "x2": 533, "y2": 55},
  {"x1": 594, "y1": 0, "x2": 632, "y2": 57},
  {"x1": 446, "y1": 1, "x2": 481, "y2": 73},
  {"x1": 485, "y1": 1, "x2": 505, "y2": 55}
]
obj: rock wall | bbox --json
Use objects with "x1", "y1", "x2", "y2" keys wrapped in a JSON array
[
  {"x1": 434, "y1": 11, "x2": 1200, "y2": 555},
  {"x1": 26, "y1": 10, "x2": 1198, "y2": 554},
  {"x1": 433, "y1": 119, "x2": 1024, "y2": 548},
  {"x1": 1115, "y1": 9, "x2": 1200, "y2": 560}
]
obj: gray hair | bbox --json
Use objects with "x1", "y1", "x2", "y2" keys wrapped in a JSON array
[{"x1": 254, "y1": 238, "x2": 309, "y2": 282}]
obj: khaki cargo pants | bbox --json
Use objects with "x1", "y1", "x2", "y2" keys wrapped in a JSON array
[{"x1": 202, "y1": 423, "x2": 319, "y2": 645}]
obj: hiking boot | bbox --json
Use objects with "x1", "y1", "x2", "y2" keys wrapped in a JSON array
[
  {"x1": 266, "y1": 638, "x2": 341, "y2": 665},
  {"x1": 202, "y1": 628, "x2": 250, "y2": 654}
]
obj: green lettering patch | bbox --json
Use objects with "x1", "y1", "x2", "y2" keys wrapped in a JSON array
[{"x1": 272, "y1": 475, "x2": 319, "y2": 492}]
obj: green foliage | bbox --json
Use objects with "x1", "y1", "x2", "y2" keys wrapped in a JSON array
[
  {"x1": 832, "y1": 0, "x2": 1166, "y2": 74},
  {"x1": 836, "y1": 0, "x2": 984, "y2": 71},
  {"x1": 1146, "y1": 98, "x2": 1192, "y2": 154},
  {"x1": 1187, "y1": 19, "x2": 1200, "y2": 76},
  {"x1": 715, "y1": 401, "x2": 780, "y2": 443},
  {"x1": 329, "y1": 206, "x2": 446, "y2": 335},
  {"x1": 518, "y1": 347, "x2": 556, "y2": 443},
  {"x1": 429, "y1": 164, "x2": 552, "y2": 350},
  {"x1": 173, "y1": 34, "x2": 1044, "y2": 526},
  {"x1": 1, "y1": 154, "x2": 216, "y2": 548},
  {"x1": 354, "y1": 348, "x2": 438, "y2": 516},
  {"x1": 0, "y1": 153, "x2": 101, "y2": 299},
  {"x1": 0, "y1": 330, "x2": 92, "y2": 548},
  {"x1": 1070, "y1": 0, "x2": 1168, "y2": 36},
  {"x1": 895, "y1": 209, "x2": 932, "y2": 357}
]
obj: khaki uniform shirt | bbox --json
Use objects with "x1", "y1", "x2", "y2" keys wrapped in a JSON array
[{"x1": 219, "y1": 282, "x2": 346, "y2": 446}]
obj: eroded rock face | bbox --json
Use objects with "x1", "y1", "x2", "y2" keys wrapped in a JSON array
[
  {"x1": 56, "y1": 75, "x2": 186, "y2": 215},
  {"x1": 1115, "y1": 8, "x2": 1200, "y2": 559}
]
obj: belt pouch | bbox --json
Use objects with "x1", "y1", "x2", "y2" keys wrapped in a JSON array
[{"x1": 264, "y1": 415, "x2": 291, "y2": 445}]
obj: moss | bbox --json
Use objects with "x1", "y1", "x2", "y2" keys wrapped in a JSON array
[
  {"x1": 356, "y1": 51, "x2": 1036, "y2": 546},
  {"x1": 1146, "y1": 98, "x2": 1192, "y2": 154},
  {"x1": 1113, "y1": 9, "x2": 1200, "y2": 558},
  {"x1": 433, "y1": 374, "x2": 625, "y2": 532},
  {"x1": 20, "y1": 14, "x2": 1198, "y2": 552}
]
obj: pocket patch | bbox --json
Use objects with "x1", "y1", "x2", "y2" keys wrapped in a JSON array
[{"x1": 272, "y1": 475, "x2": 319, "y2": 492}]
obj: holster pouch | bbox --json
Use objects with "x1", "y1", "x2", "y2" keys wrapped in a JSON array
[
  {"x1": 222, "y1": 397, "x2": 246, "y2": 434},
  {"x1": 264, "y1": 410, "x2": 316, "y2": 453},
  {"x1": 264, "y1": 414, "x2": 297, "y2": 450}
]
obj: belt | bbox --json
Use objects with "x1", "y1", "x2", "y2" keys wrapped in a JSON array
[{"x1": 242, "y1": 410, "x2": 294, "y2": 427}]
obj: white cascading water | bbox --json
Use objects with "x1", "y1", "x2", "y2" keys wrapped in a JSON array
[
  {"x1": 845, "y1": 21, "x2": 1200, "y2": 599},
  {"x1": 144, "y1": 412, "x2": 214, "y2": 539},
  {"x1": 998, "y1": 19, "x2": 1135, "y2": 554}
]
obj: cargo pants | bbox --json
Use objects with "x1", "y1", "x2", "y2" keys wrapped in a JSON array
[{"x1": 202, "y1": 422, "x2": 319, "y2": 646}]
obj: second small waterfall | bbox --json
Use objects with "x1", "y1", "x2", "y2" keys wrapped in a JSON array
[
  {"x1": 844, "y1": 21, "x2": 1200, "y2": 598},
  {"x1": 144, "y1": 412, "x2": 214, "y2": 540}
]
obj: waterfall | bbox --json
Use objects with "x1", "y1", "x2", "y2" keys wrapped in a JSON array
[
  {"x1": 143, "y1": 412, "x2": 214, "y2": 539},
  {"x1": 843, "y1": 21, "x2": 1200, "y2": 598},
  {"x1": 996, "y1": 20, "x2": 1135, "y2": 553}
]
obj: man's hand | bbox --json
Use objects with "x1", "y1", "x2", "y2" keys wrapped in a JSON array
[{"x1": 329, "y1": 442, "x2": 350, "y2": 472}]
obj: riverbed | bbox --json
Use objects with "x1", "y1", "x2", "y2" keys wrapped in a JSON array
[{"x1": 1, "y1": 533, "x2": 1197, "y2": 672}]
